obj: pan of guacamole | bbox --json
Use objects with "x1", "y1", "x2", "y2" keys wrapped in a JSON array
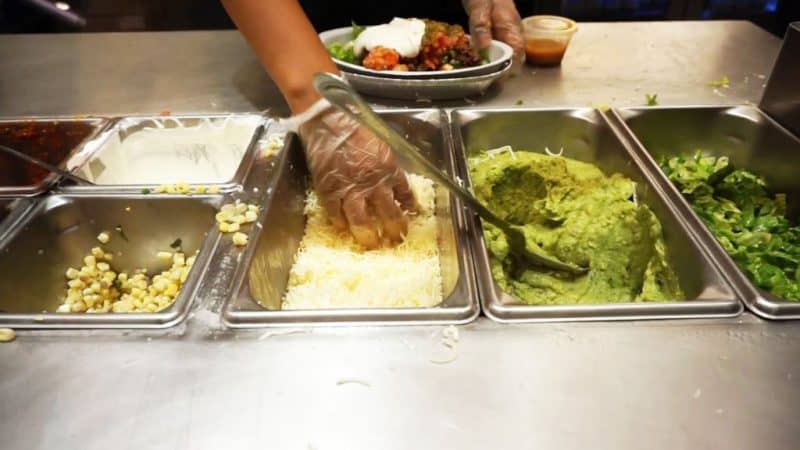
[{"x1": 467, "y1": 147, "x2": 684, "y2": 305}]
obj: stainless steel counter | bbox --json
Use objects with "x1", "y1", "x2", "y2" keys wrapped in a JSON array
[
  {"x1": 2, "y1": 21, "x2": 799, "y2": 450},
  {"x1": 0, "y1": 21, "x2": 779, "y2": 116}
]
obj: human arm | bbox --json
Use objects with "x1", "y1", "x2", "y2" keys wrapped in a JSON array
[
  {"x1": 221, "y1": 0, "x2": 337, "y2": 113},
  {"x1": 222, "y1": 0, "x2": 416, "y2": 248}
]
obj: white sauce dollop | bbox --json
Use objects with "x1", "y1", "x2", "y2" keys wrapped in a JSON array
[{"x1": 353, "y1": 17, "x2": 426, "y2": 58}]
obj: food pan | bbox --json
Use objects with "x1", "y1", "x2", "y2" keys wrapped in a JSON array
[
  {"x1": 613, "y1": 105, "x2": 800, "y2": 320},
  {"x1": 451, "y1": 108, "x2": 742, "y2": 322},
  {"x1": 64, "y1": 114, "x2": 266, "y2": 192},
  {"x1": 0, "y1": 195, "x2": 222, "y2": 328},
  {"x1": 222, "y1": 110, "x2": 479, "y2": 327},
  {"x1": 0, "y1": 117, "x2": 108, "y2": 197}
]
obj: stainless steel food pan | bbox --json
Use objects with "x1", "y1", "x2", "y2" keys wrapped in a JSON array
[
  {"x1": 0, "y1": 195, "x2": 222, "y2": 328},
  {"x1": 613, "y1": 105, "x2": 800, "y2": 320},
  {"x1": 222, "y1": 110, "x2": 480, "y2": 327},
  {"x1": 451, "y1": 108, "x2": 742, "y2": 322},
  {"x1": 64, "y1": 114, "x2": 266, "y2": 193},
  {"x1": 0, "y1": 117, "x2": 108, "y2": 197}
]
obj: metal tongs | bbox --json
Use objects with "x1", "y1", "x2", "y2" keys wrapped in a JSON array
[
  {"x1": 313, "y1": 73, "x2": 587, "y2": 275},
  {"x1": 0, "y1": 143, "x2": 94, "y2": 186}
]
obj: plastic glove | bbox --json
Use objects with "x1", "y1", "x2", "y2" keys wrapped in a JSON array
[
  {"x1": 463, "y1": 0, "x2": 525, "y2": 67},
  {"x1": 295, "y1": 101, "x2": 416, "y2": 249}
]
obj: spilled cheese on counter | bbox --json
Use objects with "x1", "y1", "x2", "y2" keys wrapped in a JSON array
[{"x1": 282, "y1": 174, "x2": 443, "y2": 309}]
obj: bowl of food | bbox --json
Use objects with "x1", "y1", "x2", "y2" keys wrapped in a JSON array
[{"x1": 320, "y1": 18, "x2": 513, "y2": 79}]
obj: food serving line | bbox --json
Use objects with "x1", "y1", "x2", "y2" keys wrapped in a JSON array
[{"x1": 1, "y1": 21, "x2": 799, "y2": 450}]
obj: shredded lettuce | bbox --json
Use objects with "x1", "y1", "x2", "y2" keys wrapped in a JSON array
[
  {"x1": 327, "y1": 42, "x2": 359, "y2": 64},
  {"x1": 479, "y1": 48, "x2": 490, "y2": 64},
  {"x1": 707, "y1": 75, "x2": 730, "y2": 88},
  {"x1": 660, "y1": 151, "x2": 800, "y2": 301},
  {"x1": 351, "y1": 21, "x2": 366, "y2": 39},
  {"x1": 327, "y1": 22, "x2": 365, "y2": 63}
]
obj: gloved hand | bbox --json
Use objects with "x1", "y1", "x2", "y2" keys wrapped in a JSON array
[
  {"x1": 463, "y1": 0, "x2": 526, "y2": 67},
  {"x1": 293, "y1": 99, "x2": 416, "y2": 249}
]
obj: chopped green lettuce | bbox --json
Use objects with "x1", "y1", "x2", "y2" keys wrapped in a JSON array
[
  {"x1": 479, "y1": 48, "x2": 490, "y2": 64},
  {"x1": 660, "y1": 151, "x2": 800, "y2": 301},
  {"x1": 327, "y1": 42, "x2": 359, "y2": 64},
  {"x1": 351, "y1": 21, "x2": 366, "y2": 39},
  {"x1": 707, "y1": 75, "x2": 730, "y2": 88}
]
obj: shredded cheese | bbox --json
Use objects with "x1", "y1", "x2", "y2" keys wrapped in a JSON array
[
  {"x1": 282, "y1": 174, "x2": 443, "y2": 309},
  {"x1": 544, "y1": 146, "x2": 564, "y2": 157},
  {"x1": 485, "y1": 145, "x2": 516, "y2": 160}
]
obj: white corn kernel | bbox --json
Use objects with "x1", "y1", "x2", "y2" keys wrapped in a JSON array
[
  {"x1": 173, "y1": 253, "x2": 185, "y2": 267},
  {"x1": 194, "y1": 186, "x2": 207, "y2": 194},
  {"x1": 234, "y1": 202, "x2": 247, "y2": 214},
  {"x1": 226, "y1": 222, "x2": 240, "y2": 233},
  {"x1": 56, "y1": 304, "x2": 71, "y2": 313},
  {"x1": 215, "y1": 211, "x2": 232, "y2": 223},
  {"x1": 244, "y1": 210, "x2": 258, "y2": 223},
  {"x1": 221, "y1": 204, "x2": 236, "y2": 214},
  {"x1": 152, "y1": 279, "x2": 167, "y2": 291},
  {"x1": 156, "y1": 251, "x2": 173, "y2": 261},
  {"x1": 247, "y1": 204, "x2": 259, "y2": 213},
  {"x1": 91, "y1": 247, "x2": 104, "y2": 258},
  {"x1": 208, "y1": 186, "x2": 220, "y2": 194},
  {"x1": 67, "y1": 279, "x2": 84, "y2": 289},
  {"x1": 0, "y1": 328, "x2": 15, "y2": 342},
  {"x1": 97, "y1": 262, "x2": 110, "y2": 272},
  {"x1": 97, "y1": 232, "x2": 110, "y2": 244},
  {"x1": 232, "y1": 232, "x2": 249, "y2": 246},
  {"x1": 231, "y1": 214, "x2": 246, "y2": 225},
  {"x1": 218, "y1": 222, "x2": 230, "y2": 233},
  {"x1": 65, "y1": 268, "x2": 80, "y2": 279},
  {"x1": 165, "y1": 283, "x2": 179, "y2": 297},
  {"x1": 83, "y1": 255, "x2": 96, "y2": 267}
]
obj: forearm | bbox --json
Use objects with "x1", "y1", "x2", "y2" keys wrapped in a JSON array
[{"x1": 222, "y1": 0, "x2": 338, "y2": 113}]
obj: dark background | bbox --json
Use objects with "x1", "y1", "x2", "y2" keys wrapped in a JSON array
[{"x1": 1, "y1": 0, "x2": 798, "y2": 36}]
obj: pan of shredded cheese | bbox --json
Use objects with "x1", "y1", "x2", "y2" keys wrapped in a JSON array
[{"x1": 282, "y1": 174, "x2": 443, "y2": 309}]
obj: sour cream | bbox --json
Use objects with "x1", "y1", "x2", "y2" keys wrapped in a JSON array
[
  {"x1": 353, "y1": 18, "x2": 426, "y2": 58},
  {"x1": 77, "y1": 116, "x2": 262, "y2": 185}
]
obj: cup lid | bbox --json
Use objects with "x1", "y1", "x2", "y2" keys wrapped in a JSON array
[{"x1": 523, "y1": 15, "x2": 577, "y2": 33}]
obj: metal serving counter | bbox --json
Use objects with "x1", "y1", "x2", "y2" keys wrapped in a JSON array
[{"x1": 2, "y1": 21, "x2": 799, "y2": 450}]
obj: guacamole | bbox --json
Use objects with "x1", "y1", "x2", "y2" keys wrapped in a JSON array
[{"x1": 468, "y1": 148, "x2": 683, "y2": 305}]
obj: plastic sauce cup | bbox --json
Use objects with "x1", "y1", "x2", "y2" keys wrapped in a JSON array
[{"x1": 522, "y1": 15, "x2": 578, "y2": 66}]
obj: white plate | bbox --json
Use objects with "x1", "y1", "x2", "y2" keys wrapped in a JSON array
[
  {"x1": 319, "y1": 26, "x2": 513, "y2": 79},
  {"x1": 343, "y1": 61, "x2": 511, "y2": 100}
]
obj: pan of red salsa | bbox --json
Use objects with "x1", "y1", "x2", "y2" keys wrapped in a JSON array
[{"x1": 0, "y1": 118, "x2": 106, "y2": 195}]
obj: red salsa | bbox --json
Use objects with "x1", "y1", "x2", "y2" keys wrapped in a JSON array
[{"x1": 0, "y1": 121, "x2": 96, "y2": 188}]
